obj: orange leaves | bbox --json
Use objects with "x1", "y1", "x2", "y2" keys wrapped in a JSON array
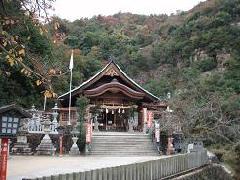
[
  {"x1": 36, "y1": 80, "x2": 42, "y2": 86},
  {"x1": 18, "y1": 48, "x2": 25, "y2": 56},
  {"x1": 48, "y1": 68, "x2": 56, "y2": 75},
  {"x1": 44, "y1": 90, "x2": 57, "y2": 98},
  {"x1": 39, "y1": 28, "x2": 44, "y2": 35},
  {"x1": 3, "y1": 41, "x2": 7, "y2": 47},
  {"x1": 6, "y1": 55, "x2": 14, "y2": 66},
  {"x1": 20, "y1": 68, "x2": 31, "y2": 76}
]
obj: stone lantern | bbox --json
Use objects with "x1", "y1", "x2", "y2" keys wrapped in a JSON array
[
  {"x1": 51, "y1": 103, "x2": 59, "y2": 133},
  {"x1": 36, "y1": 114, "x2": 56, "y2": 155},
  {"x1": 69, "y1": 127, "x2": 80, "y2": 155}
]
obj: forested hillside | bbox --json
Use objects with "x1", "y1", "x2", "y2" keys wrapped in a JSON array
[{"x1": 0, "y1": 0, "x2": 239, "y2": 176}]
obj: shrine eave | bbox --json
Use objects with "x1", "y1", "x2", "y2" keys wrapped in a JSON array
[{"x1": 84, "y1": 81, "x2": 145, "y2": 99}]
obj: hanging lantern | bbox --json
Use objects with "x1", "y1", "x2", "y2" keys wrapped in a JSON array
[
  {"x1": 122, "y1": 109, "x2": 125, "y2": 113},
  {"x1": 106, "y1": 108, "x2": 108, "y2": 113},
  {"x1": 112, "y1": 109, "x2": 114, "y2": 114},
  {"x1": 118, "y1": 108, "x2": 121, "y2": 113}
]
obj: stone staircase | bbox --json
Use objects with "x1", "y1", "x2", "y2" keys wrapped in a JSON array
[{"x1": 90, "y1": 132, "x2": 158, "y2": 156}]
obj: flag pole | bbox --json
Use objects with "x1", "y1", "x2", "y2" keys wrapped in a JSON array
[
  {"x1": 43, "y1": 95, "x2": 47, "y2": 111},
  {"x1": 68, "y1": 50, "x2": 74, "y2": 126}
]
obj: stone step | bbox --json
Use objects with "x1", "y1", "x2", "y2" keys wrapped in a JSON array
[
  {"x1": 92, "y1": 144, "x2": 154, "y2": 147},
  {"x1": 92, "y1": 147, "x2": 155, "y2": 151},
  {"x1": 92, "y1": 142, "x2": 153, "y2": 144},
  {"x1": 90, "y1": 152, "x2": 158, "y2": 156},
  {"x1": 92, "y1": 138, "x2": 150, "y2": 141},
  {"x1": 91, "y1": 132, "x2": 158, "y2": 156},
  {"x1": 92, "y1": 141, "x2": 153, "y2": 144},
  {"x1": 93, "y1": 134, "x2": 149, "y2": 136},
  {"x1": 91, "y1": 149, "x2": 157, "y2": 152}
]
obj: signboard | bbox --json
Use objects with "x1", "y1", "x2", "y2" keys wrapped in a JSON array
[{"x1": 147, "y1": 111, "x2": 153, "y2": 128}]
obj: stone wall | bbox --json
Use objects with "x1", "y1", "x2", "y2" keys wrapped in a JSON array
[{"x1": 174, "y1": 164, "x2": 233, "y2": 180}]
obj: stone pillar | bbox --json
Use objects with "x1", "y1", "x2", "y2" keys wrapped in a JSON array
[
  {"x1": 167, "y1": 136, "x2": 175, "y2": 155},
  {"x1": 155, "y1": 121, "x2": 161, "y2": 153},
  {"x1": 94, "y1": 115, "x2": 99, "y2": 132},
  {"x1": 128, "y1": 117, "x2": 134, "y2": 133}
]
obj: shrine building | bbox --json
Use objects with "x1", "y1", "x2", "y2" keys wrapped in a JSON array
[{"x1": 58, "y1": 60, "x2": 167, "y2": 132}]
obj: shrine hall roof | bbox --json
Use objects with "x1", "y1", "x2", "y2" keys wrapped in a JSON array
[
  {"x1": 0, "y1": 104, "x2": 32, "y2": 118},
  {"x1": 58, "y1": 60, "x2": 159, "y2": 101}
]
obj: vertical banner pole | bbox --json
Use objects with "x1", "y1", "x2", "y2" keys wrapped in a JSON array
[
  {"x1": 43, "y1": 95, "x2": 47, "y2": 111},
  {"x1": 0, "y1": 138, "x2": 9, "y2": 180},
  {"x1": 68, "y1": 68, "x2": 73, "y2": 126},
  {"x1": 68, "y1": 50, "x2": 74, "y2": 126}
]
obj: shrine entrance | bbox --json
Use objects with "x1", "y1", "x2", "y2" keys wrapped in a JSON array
[
  {"x1": 96, "y1": 110, "x2": 128, "y2": 132},
  {"x1": 91, "y1": 105, "x2": 139, "y2": 132}
]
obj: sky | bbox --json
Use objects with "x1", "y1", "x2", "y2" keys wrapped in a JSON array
[{"x1": 52, "y1": 0, "x2": 205, "y2": 21}]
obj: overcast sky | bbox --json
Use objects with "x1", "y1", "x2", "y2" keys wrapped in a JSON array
[{"x1": 52, "y1": 0, "x2": 205, "y2": 21}]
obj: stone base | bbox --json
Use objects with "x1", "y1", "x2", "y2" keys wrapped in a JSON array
[
  {"x1": 69, "y1": 143, "x2": 80, "y2": 156},
  {"x1": 85, "y1": 144, "x2": 91, "y2": 155},
  {"x1": 12, "y1": 143, "x2": 33, "y2": 155},
  {"x1": 36, "y1": 134, "x2": 56, "y2": 156},
  {"x1": 167, "y1": 147, "x2": 175, "y2": 155}
]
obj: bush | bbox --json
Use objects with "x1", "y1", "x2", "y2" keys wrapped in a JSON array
[
  {"x1": 234, "y1": 142, "x2": 240, "y2": 160},
  {"x1": 196, "y1": 57, "x2": 217, "y2": 72},
  {"x1": 212, "y1": 149, "x2": 226, "y2": 162}
]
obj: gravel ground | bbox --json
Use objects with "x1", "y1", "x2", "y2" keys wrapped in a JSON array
[{"x1": 8, "y1": 155, "x2": 164, "y2": 180}]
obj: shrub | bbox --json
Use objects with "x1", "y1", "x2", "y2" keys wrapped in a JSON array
[{"x1": 196, "y1": 57, "x2": 217, "y2": 72}]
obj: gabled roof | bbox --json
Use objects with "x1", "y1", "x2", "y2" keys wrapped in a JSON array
[
  {"x1": 58, "y1": 60, "x2": 159, "y2": 101},
  {"x1": 0, "y1": 104, "x2": 32, "y2": 118}
]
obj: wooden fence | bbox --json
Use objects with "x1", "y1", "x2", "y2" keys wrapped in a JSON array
[{"x1": 23, "y1": 150, "x2": 208, "y2": 180}]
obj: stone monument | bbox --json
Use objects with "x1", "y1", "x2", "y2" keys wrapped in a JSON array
[
  {"x1": 36, "y1": 114, "x2": 56, "y2": 155},
  {"x1": 12, "y1": 118, "x2": 32, "y2": 155}
]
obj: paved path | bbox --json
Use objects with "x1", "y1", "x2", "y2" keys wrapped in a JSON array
[{"x1": 8, "y1": 155, "x2": 165, "y2": 180}]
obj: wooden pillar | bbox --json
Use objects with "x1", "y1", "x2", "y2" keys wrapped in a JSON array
[{"x1": 0, "y1": 138, "x2": 9, "y2": 180}]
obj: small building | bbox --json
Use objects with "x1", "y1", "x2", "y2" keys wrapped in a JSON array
[
  {"x1": 58, "y1": 60, "x2": 167, "y2": 131},
  {"x1": 0, "y1": 104, "x2": 32, "y2": 136}
]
